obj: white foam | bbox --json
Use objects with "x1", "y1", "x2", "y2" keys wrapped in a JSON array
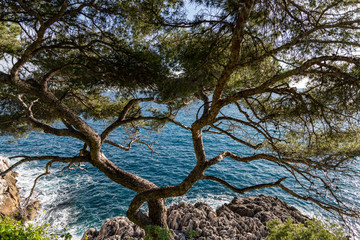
[
  {"x1": 2, "y1": 154, "x2": 92, "y2": 240},
  {"x1": 167, "y1": 193, "x2": 235, "y2": 209}
]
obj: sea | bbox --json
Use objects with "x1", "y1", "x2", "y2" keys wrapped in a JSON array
[{"x1": 0, "y1": 102, "x2": 359, "y2": 239}]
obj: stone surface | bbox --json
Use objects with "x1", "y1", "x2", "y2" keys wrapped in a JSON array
[
  {"x1": 0, "y1": 156, "x2": 40, "y2": 221},
  {"x1": 82, "y1": 195, "x2": 308, "y2": 240},
  {"x1": 82, "y1": 217, "x2": 145, "y2": 240},
  {"x1": 0, "y1": 157, "x2": 21, "y2": 217}
]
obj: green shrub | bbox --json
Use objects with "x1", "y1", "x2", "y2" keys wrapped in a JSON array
[
  {"x1": 185, "y1": 229, "x2": 198, "y2": 240},
  {"x1": 0, "y1": 217, "x2": 71, "y2": 240},
  {"x1": 145, "y1": 225, "x2": 172, "y2": 240},
  {"x1": 266, "y1": 219, "x2": 347, "y2": 240}
]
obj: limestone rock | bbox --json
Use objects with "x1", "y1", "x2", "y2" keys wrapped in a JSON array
[
  {"x1": 82, "y1": 195, "x2": 308, "y2": 240},
  {"x1": 82, "y1": 228, "x2": 99, "y2": 240},
  {"x1": 0, "y1": 156, "x2": 40, "y2": 221},
  {"x1": 81, "y1": 217, "x2": 145, "y2": 240},
  {"x1": 0, "y1": 157, "x2": 21, "y2": 217}
]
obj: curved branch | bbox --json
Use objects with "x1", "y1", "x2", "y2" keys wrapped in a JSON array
[
  {"x1": 168, "y1": 118, "x2": 191, "y2": 130},
  {"x1": 126, "y1": 160, "x2": 212, "y2": 228},
  {"x1": 104, "y1": 139, "x2": 137, "y2": 151},
  {"x1": 223, "y1": 56, "x2": 360, "y2": 105},
  {"x1": 297, "y1": 39, "x2": 360, "y2": 48},
  {"x1": 7, "y1": 2, "x2": 102, "y2": 150},
  {"x1": 278, "y1": 184, "x2": 358, "y2": 217},
  {"x1": 198, "y1": 90, "x2": 210, "y2": 118},
  {"x1": 101, "y1": 98, "x2": 156, "y2": 141},
  {"x1": 201, "y1": 175, "x2": 287, "y2": 194},
  {"x1": 11, "y1": 0, "x2": 69, "y2": 78},
  {"x1": 206, "y1": 151, "x2": 317, "y2": 168},
  {"x1": 25, "y1": 159, "x2": 55, "y2": 205},
  {"x1": 0, "y1": 155, "x2": 89, "y2": 177},
  {"x1": 16, "y1": 94, "x2": 88, "y2": 142},
  {"x1": 101, "y1": 116, "x2": 190, "y2": 143},
  {"x1": 25, "y1": 155, "x2": 89, "y2": 206},
  {"x1": 16, "y1": 0, "x2": 44, "y2": 25},
  {"x1": 238, "y1": 19, "x2": 360, "y2": 68}
]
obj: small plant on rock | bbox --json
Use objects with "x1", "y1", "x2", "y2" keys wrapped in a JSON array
[
  {"x1": 145, "y1": 225, "x2": 173, "y2": 240},
  {"x1": 185, "y1": 229, "x2": 198, "y2": 240}
]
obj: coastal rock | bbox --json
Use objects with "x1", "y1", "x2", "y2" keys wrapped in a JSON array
[
  {"x1": 82, "y1": 195, "x2": 308, "y2": 240},
  {"x1": 225, "y1": 195, "x2": 308, "y2": 224},
  {"x1": 82, "y1": 217, "x2": 145, "y2": 240},
  {"x1": 0, "y1": 156, "x2": 40, "y2": 221},
  {"x1": 0, "y1": 157, "x2": 21, "y2": 217}
]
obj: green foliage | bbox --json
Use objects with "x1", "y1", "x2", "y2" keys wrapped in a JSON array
[
  {"x1": 0, "y1": 22, "x2": 21, "y2": 58},
  {"x1": 185, "y1": 229, "x2": 198, "y2": 240},
  {"x1": 0, "y1": 217, "x2": 72, "y2": 240},
  {"x1": 266, "y1": 219, "x2": 347, "y2": 240},
  {"x1": 145, "y1": 225, "x2": 172, "y2": 240}
]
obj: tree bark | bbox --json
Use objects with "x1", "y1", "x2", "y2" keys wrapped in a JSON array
[
  {"x1": 90, "y1": 152, "x2": 168, "y2": 228},
  {"x1": 148, "y1": 199, "x2": 168, "y2": 228}
]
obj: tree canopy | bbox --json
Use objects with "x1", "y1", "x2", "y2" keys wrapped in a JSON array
[{"x1": 1, "y1": 0, "x2": 360, "y2": 236}]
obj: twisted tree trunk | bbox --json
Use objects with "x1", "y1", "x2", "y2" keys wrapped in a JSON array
[{"x1": 90, "y1": 152, "x2": 168, "y2": 229}]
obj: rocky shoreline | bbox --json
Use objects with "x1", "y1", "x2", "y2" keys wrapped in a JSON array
[
  {"x1": 0, "y1": 156, "x2": 40, "y2": 221},
  {"x1": 82, "y1": 195, "x2": 308, "y2": 240}
]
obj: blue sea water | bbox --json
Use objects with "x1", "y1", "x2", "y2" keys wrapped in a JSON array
[{"x1": 0, "y1": 103, "x2": 359, "y2": 239}]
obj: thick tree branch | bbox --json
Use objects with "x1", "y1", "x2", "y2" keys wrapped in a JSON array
[
  {"x1": 5, "y1": 3, "x2": 102, "y2": 156},
  {"x1": 297, "y1": 39, "x2": 360, "y2": 48},
  {"x1": 212, "y1": 0, "x2": 255, "y2": 103},
  {"x1": 16, "y1": 94, "x2": 88, "y2": 142},
  {"x1": 11, "y1": 0, "x2": 68, "y2": 79},
  {"x1": 198, "y1": 90, "x2": 210, "y2": 118}
]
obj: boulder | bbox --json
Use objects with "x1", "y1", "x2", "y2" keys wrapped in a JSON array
[{"x1": 82, "y1": 217, "x2": 145, "y2": 240}]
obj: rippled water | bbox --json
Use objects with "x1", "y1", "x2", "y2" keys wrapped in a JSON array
[{"x1": 0, "y1": 104, "x2": 359, "y2": 239}]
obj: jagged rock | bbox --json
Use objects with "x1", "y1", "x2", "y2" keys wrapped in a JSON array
[
  {"x1": 82, "y1": 195, "x2": 308, "y2": 240},
  {"x1": 0, "y1": 157, "x2": 21, "y2": 217},
  {"x1": 0, "y1": 156, "x2": 40, "y2": 221},
  {"x1": 82, "y1": 228, "x2": 99, "y2": 240},
  {"x1": 82, "y1": 217, "x2": 145, "y2": 240}
]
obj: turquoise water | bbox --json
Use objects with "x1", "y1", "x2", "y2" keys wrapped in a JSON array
[{"x1": 0, "y1": 103, "x2": 359, "y2": 239}]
